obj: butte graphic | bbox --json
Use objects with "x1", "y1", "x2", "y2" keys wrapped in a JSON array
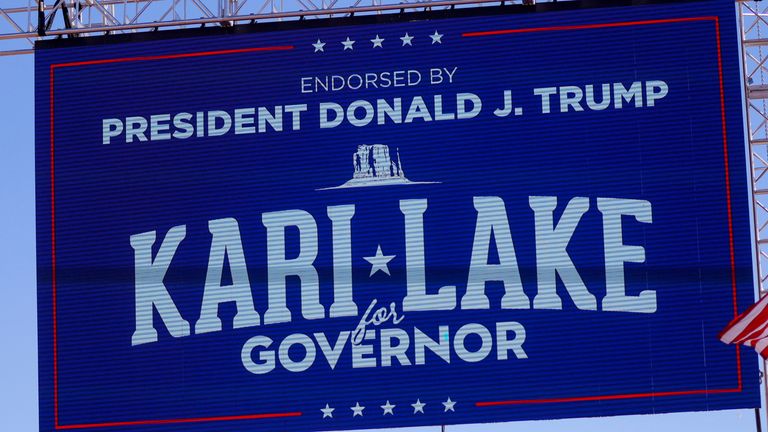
[{"x1": 320, "y1": 144, "x2": 438, "y2": 190}]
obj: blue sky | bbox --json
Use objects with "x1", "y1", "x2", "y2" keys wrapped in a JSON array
[{"x1": 0, "y1": 7, "x2": 765, "y2": 432}]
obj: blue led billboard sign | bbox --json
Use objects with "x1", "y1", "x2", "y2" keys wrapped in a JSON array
[{"x1": 36, "y1": 1, "x2": 759, "y2": 431}]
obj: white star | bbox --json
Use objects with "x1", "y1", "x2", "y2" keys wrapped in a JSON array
[
  {"x1": 411, "y1": 399, "x2": 426, "y2": 414},
  {"x1": 371, "y1": 34, "x2": 385, "y2": 48},
  {"x1": 321, "y1": 403, "x2": 335, "y2": 418},
  {"x1": 400, "y1": 32, "x2": 414, "y2": 46},
  {"x1": 429, "y1": 30, "x2": 444, "y2": 44},
  {"x1": 342, "y1": 37, "x2": 355, "y2": 50},
  {"x1": 351, "y1": 402, "x2": 365, "y2": 417},
  {"x1": 380, "y1": 400, "x2": 395, "y2": 415},
  {"x1": 312, "y1": 39, "x2": 326, "y2": 53},
  {"x1": 442, "y1": 397, "x2": 456, "y2": 412},
  {"x1": 363, "y1": 245, "x2": 395, "y2": 276}
]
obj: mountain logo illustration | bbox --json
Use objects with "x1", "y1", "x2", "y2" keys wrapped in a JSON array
[{"x1": 318, "y1": 144, "x2": 439, "y2": 190}]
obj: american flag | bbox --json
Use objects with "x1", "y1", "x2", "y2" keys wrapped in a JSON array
[{"x1": 719, "y1": 294, "x2": 768, "y2": 358}]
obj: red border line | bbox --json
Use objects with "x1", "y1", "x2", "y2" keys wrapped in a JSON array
[
  {"x1": 49, "y1": 16, "x2": 744, "y2": 429},
  {"x1": 52, "y1": 46, "x2": 294, "y2": 68},
  {"x1": 49, "y1": 45, "x2": 299, "y2": 430},
  {"x1": 475, "y1": 388, "x2": 742, "y2": 407},
  {"x1": 464, "y1": 16, "x2": 745, "y2": 407},
  {"x1": 714, "y1": 16, "x2": 744, "y2": 392},
  {"x1": 50, "y1": 63, "x2": 59, "y2": 429},
  {"x1": 56, "y1": 412, "x2": 303, "y2": 430},
  {"x1": 461, "y1": 16, "x2": 716, "y2": 37}
]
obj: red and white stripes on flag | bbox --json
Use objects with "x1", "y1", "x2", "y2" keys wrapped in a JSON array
[{"x1": 720, "y1": 294, "x2": 768, "y2": 358}]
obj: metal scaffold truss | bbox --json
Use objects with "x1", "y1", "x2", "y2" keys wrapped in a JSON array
[
  {"x1": 741, "y1": 1, "x2": 768, "y2": 296},
  {"x1": 0, "y1": 0, "x2": 545, "y2": 55}
]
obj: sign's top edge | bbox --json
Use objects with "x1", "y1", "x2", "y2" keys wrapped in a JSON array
[{"x1": 34, "y1": 0, "x2": 714, "y2": 51}]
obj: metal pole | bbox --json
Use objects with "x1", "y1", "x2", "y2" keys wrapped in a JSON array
[{"x1": 36, "y1": 0, "x2": 44, "y2": 36}]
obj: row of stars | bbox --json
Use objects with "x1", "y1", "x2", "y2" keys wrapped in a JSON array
[
  {"x1": 312, "y1": 31, "x2": 444, "y2": 52},
  {"x1": 320, "y1": 398, "x2": 457, "y2": 418}
]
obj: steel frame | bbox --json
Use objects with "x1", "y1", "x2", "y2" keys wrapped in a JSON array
[
  {"x1": 742, "y1": 1, "x2": 768, "y2": 299},
  {"x1": 739, "y1": 4, "x2": 768, "y2": 429},
  {"x1": 0, "y1": 0, "x2": 548, "y2": 55}
]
